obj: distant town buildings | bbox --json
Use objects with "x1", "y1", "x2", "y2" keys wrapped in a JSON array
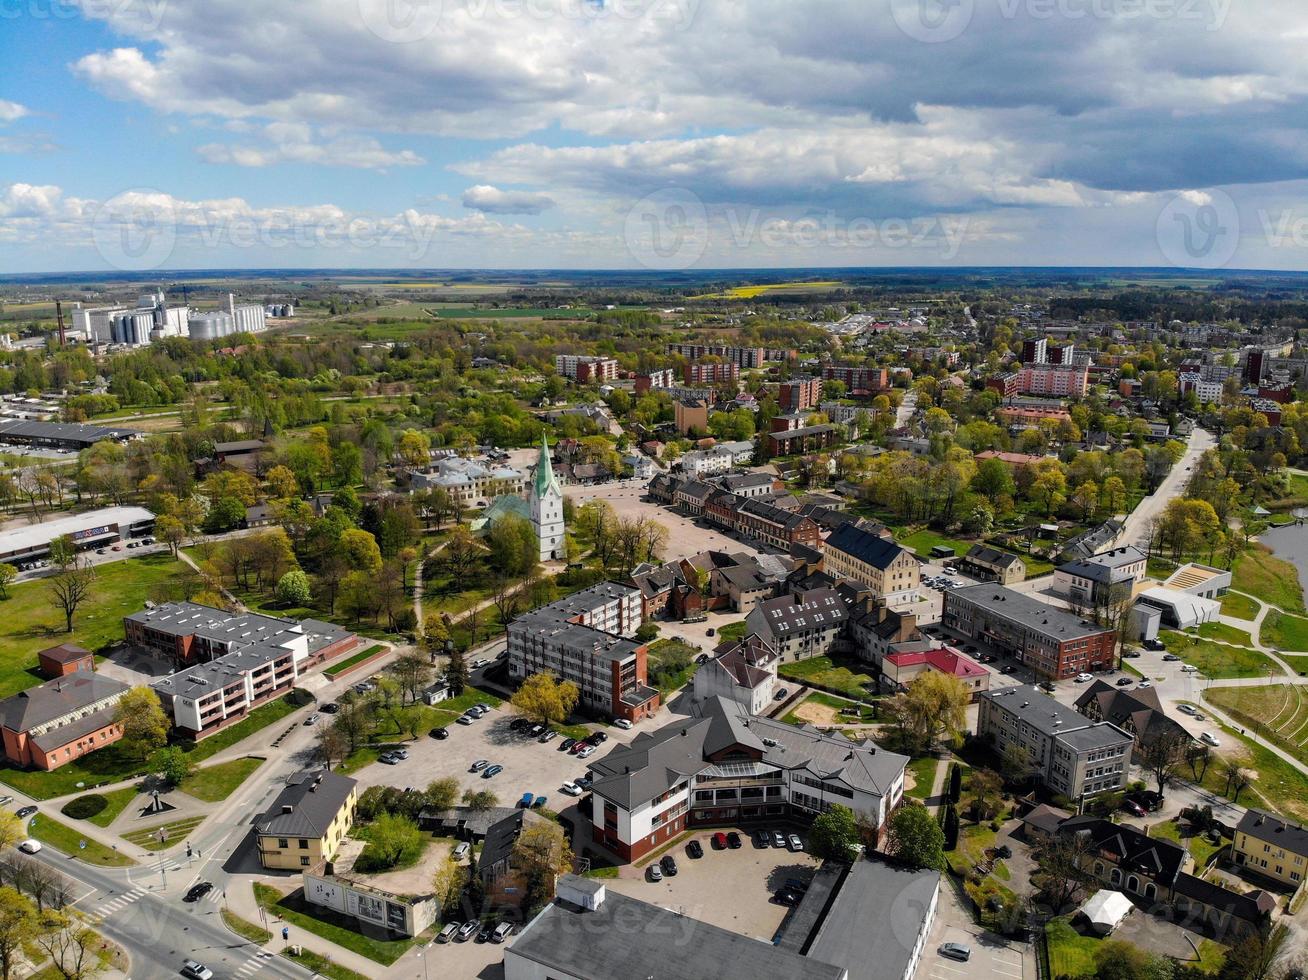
[{"x1": 555, "y1": 354, "x2": 619, "y2": 382}]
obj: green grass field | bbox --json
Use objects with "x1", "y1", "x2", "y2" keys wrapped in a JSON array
[
  {"x1": 0, "y1": 553, "x2": 188, "y2": 698},
  {"x1": 1148, "y1": 816, "x2": 1222, "y2": 869},
  {"x1": 1158, "y1": 632, "x2": 1282, "y2": 679},
  {"x1": 28, "y1": 813, "x2": 136, "y2": 866},
  {"x1": 904, "y1": 755, "x2": 940, "y2": 800},
  {"x1": 1193, "y1": 622, "x2": 1253, "y2": 646},
  {"x1": 1044, "y1": 917, "x2": 1102, "y2": 978},
  {"x1": 777, "y1": 655, "x2": 879, "y2": 699},
  {"x1": 1232, "y1": 547, "x2": 1306, "y2": 614},
  {"x1": 254, "y1": 883, "x2": 418, "y2": 964},
  {"x1": 1194, "y1": 690, "x2": 1308, "y2": 822},
  {"x1": 1260, "y1": 610, "x2": 1308, "y2": 652},
  {"x1": 85, "y1": 786, "x2": 140, "y2": 828},
  {"x1": 1219, "y1": 591, "x2": 1261, "y2": 621},
  {"x1": 323, "y1": 644, "x2": 386, "y2": 679},
  {"x1": 180, "y1": 756, "x2": 265, "y2": 802},
  {"x1": 898, "y1": 528, "x2": 976, "y2": 560},
  {"x1": 122, "y1": 815, "x2": 205, "y2": 850}
]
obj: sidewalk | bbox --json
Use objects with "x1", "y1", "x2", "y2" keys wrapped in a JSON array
[{"x1": 225, "y1": 877, "x2": 385, "y2": 977}]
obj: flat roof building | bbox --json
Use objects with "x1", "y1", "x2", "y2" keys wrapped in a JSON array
[
  {"x1": 0, "y1": 506, "x2": 155, "y2": 564},
  {"x1": 0, "y1": 418, "x2": 140, "y2": 451}
]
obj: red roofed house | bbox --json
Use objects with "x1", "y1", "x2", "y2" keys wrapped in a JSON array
[{"x1": 881, "y1": 646, "x2": 990, "y2": 701}]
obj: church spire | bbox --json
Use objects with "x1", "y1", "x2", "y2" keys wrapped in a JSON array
[{"x1": 535, "y1": 433, "x2": 561, "y2": 499}]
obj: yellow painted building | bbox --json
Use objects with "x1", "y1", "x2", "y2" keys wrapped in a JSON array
[
  {"x1": 823, "y1": 523, "x2": 919, "y2": 596},
  {"x1": 255, "y1": 770, "x2": 358, "y2": 871},
  {"x1": 1234, "y1": 809, "x2": 1308, "y2": 888}
]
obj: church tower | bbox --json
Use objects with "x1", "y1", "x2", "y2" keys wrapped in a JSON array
[{"x1": 531, "y1": 435, "x2": 565, "y2": 562}]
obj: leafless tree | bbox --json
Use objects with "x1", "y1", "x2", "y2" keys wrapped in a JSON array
[
  {"x1": 1031, "y1": 832, "x2": 1095, "y2": 913},
  {"x1": 1137, "y1": 728, "x2": 1191, "y2": 796}
]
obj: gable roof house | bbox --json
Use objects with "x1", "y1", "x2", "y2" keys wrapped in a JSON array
[{"x1": 1073, "y1": 680, "x2": 1192, "y2": 748}]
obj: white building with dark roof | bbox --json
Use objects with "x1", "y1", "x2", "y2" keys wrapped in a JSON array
[{"x1": 745, "y1": 588, "x2": 851, "y2": 662}]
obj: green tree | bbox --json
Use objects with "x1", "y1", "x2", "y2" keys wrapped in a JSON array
[
  {"x1": 425, "y1": 777, "x2": 460, "y2": 812},
  {"x1": 511, "y1": 673, "x2": 580, "y2": 725},
  {"x1": 339, "y1": 528, "x2": 383, "y2": 574},
  {"x1": 511, "y1": 820, "x2": 574, "y2": 911},
  {"x1": 1093, "y1": 938, "x2": 1173, "y2": 980},
  {"x1": 0, "y1": 564, "x2": 14, "y2": 600},
  {"x1": 887, "y1": 802, "x2": 945, "y2": 870},
  {"x1": 151, "y1": 746, "x2": 196, "y2": 787},
  {"x1": 48, "y1": 535, "x2": 76, "y2": 570},
  {"x1": 807, "y1": 804, "x2": 861, "y2": 861},
  {"x1": 942, "y1": 805, "x2": 959, "y2": 851},
  {"x1": 357, "y1": 814, "x2": 424, "y2": 871},
  {"x1": 0, "y1": 887, "x2": 39, "y2": 980},
  {"x1": 948, "y1": 764, "x2": 962, "y2": 804},
  {"x1": 203, "y1": 496, "x2": 246, "y2": 533},
  {"x1": 462, "y1": 788, "x2": 498, "y2": 811},
  {"x1": 446, "y1": 644, "x2": 470, "y2": 694},
  {"x1": 275, "y1": 569, "x2": 313, "y2": 607},
  {"x1": 430, "y1": 856, "x2": 469, "y2": 916},
  {"x1": 114, "y1": 687, "x2": 169, "y2": 759}
]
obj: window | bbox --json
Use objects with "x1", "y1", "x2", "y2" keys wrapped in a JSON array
[
  {"x1": 300, "y1": 856, "x2": 310, "y2": 867},
  {"x1": 299, "y1": 839, "x2": 309, "y2": 849},
  {"x1": 277, "y1": 838, "x2": 288, "y2": 849}
]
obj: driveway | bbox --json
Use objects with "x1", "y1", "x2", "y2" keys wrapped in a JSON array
[
  {"x1": 604, "y1": 830, "x2": 820, "y2": 941},
  {"x1": 915, "y1": 878, "x2": 1029, "y2": 980}
]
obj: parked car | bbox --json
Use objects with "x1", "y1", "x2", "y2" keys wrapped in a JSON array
[
  {"x1": 712, "y1": 832, "x2": 729, "y2": 849},
  {"x1": 586, "y1": 731, "x2": 608, "y2": 744},
  {"x1": 453, "y1": 842, "x2": 470, "y2": 860},
  {"x1": 686, "y1": 840, "x2": 704, "y2": 859},
  {"x1": 1181, "y1": 663, "x2": 1199, "y2": 672},
  {"x1": 320, "y1": 702, "x2": 339, "y2": 714},
  {"x1": 615, "y1": 719, "x2": 633, "y2": 730},
  {"x1": 183, "y1": 881, "x2": 214, "y2": 903},
  {"x1": 1143, "y1": 638, "x2": 1166, "y2": 651},
  {"x1": 429, "y1": 727, "x2": 449, "y2": 740},
  {"x1": 1115, "y1": 677, "x2": 1133, "y2": 687},
  {"x1": 660, "y1": 855, "x2": 678, "y2": 876},
  {"x1": 727, "y1": 831, "x2": 742, "y2": 849},
  {"x1": 477, "y1": 922, "x2": 496, "y2": 943},
  {"x1": 774, "y1": 688, "x2": 789, "y2": 701},
  {"x1": 1162, "y1": 653, "x2": 1181, "y2": 662},
  {"x1": 771, "y1": 830, "x2": 786, "y2": 848},
  {"x1": 474, "y1": 702, "x2": 493, "y2": 713},
  {"x1": 695, "y1": 654, "x2": 710, "y2": 665},
  {"x1": 569, "y1": 740, "x2": 587, "y2": 754},
  {"x1": 1075, "y1": 672, "x2": 1093, "y2": 683},
  {"x1": 181, "y1": 960, "x2": 214, "y2": 980},
  {"x1": 456, "y1": 715, "x2": 474, "y2": 725},
  {"x1": 1200, "y1": 732, "x2": 1221, "y2": 746},
  {"x1": 437, "y1": 922, "x2": 460, "y2": 943},
  {"x1": 510, "y1": 718, "x2": 531, "y2": 731},
  {"x1": 483, "y1": 765, "x2": 504, "y2": 778},
  {"x1": 773, "y1": 888, "x2": 801, "y2": 907},
  {"x1": 576, "y1": 745, "x2": 596, "y2": 759},
  {"x1": 527, "y1": 723, "x2": 545, "y2": 737},
  {"x1": 392, "y1": 747, "x2": 409, "y2": 760},
  {"x1": 576, "y1": 774, "x2": 593, "y2": 790},
  {"x1": 15, "y1": 807, "x2": 35, "y2": 819},
  {"x1": 787, "y1": 833, "x2": 803, "y2": 852},
  {"x1": 519, "y1": 792, "x2": 535, "y2": 808},
  {"x1": 457, "y1": 921, "x2": 478, "y2": 942},
  {"x1": 1001, "y1": 664, "x2": 1017, "y2": 675},
  {"x1": 0, "y1": 797, "x2": 10, "y2": 806},
  {"x1": 540, "y1": 729, "x2": 558, "y2": 743},
  {"x1": 532, "y1": 795, "x2": 548, "y2": 809},
  {"x1": 378, "y1": 753, "x2": 399, "y2": 765},
  {"x1": 492, "y1": 922, "x2": 514, "y2": 943},
  {"x1": 560, "y1": 738, "x2": 577, "y2": 751},
  {"x1": 646, "y1": 864, "x2": 663, "y2": 882},
  {"x1": 1138, "y1": 679, "x2": 1152, "y2": 688},
  {"x1": 939, "y1": 942, "x2": 971, "y2": 962},
  {"x1": 561, "y1": 782, "x2": 583, "y2": 796},
  {"x1": 1178, "y1": 703, "x2": 1198, "y2": 715},
  {"x1": 1122, "y1": 799, "x2": 1147, "y2": 817},
  {"x1": 754, "y1": 829, "x2": 769, "y2": 848},
  {"x1": 1122, "y1": 648, "x2": 1142, "y2": 658},
  {"x1": 17, "y1": 840, "x2": 39, "y2": 854},
  {"x1": 470, "y1": 759, "x2": 490, "y2": 772}
]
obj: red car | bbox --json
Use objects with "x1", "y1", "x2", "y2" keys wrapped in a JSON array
[
  {"x1": 712, "y1": 831, "x2": 729, "y2": 850},
  {"x1": 1122, "y1": 799, "x2": 1147, "y2": 818}
]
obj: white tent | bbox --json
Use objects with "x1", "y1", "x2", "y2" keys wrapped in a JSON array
[{"x1": 1082, "y1": 889, "x2": 1133, "y2": 935}]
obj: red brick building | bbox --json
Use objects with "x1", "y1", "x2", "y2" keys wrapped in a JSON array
[
  {"x1": 38, "y1": 643, "x2": 95, "y2": 679},
  {"x1": 0, "y1": 673, "x2": 130, "y2": 771}
]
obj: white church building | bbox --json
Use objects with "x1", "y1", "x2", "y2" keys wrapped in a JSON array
[{"x1": 532, "y1": 436, "x2": 566, "y2": 562}]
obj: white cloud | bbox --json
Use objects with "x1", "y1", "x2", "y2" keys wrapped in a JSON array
[
  {"x1": 0, "y1": 100, "x2": 29, "y2": 123},
  {"x1": 196, "y1": 123, "x2": 424, "y2": 169},
  {"x1": 461, "y1": 184, "x2": 556, "y2": 214}
]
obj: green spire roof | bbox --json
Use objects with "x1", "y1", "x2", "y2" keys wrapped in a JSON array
[{"x1": 535, "y1": 434, "x2": 561, "y2": 498}]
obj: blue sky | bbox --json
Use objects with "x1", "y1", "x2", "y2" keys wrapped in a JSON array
[{"x1": 2, "y1": 0, "x2": 1308, "y2": 273}]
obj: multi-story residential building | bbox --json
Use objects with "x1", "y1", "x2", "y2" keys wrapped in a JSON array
[
  {"x1": 554, "y1": 354, "x2": 619, "y2": 382},
  {"x1": 691, "y1": 638, "x2": 778, "y2": 714},
  {"x1": 943, "y1": 585, "x2": 1117, "y2": 680},
  {"x1": 1074, "y1": 680, "x2": 1191, "y2": 749},
  {"x1": 823, "y1": 524, "x2": 919, "y2": 596},
  {"x1": 1019, "y1": 363, "x2": 1089, "y2": 397},
  {"x1": 585, "y1": 696, "x2": 906, "y2": 862},
  {"x1": 734, "y1": 498, "x2": 821, "y2": 552},
  {"x1": 685, "y1": 361, "x2": 740, "y2": 385},
  {"x1": 1234, "y1": 809, "x2": 1308, "y2": 887},
  {"x1": 677, "y1": 447, "x2": 735, "y2": 477},
  {"x1": 956, "y1": 545, "x2": 1026, "y2": 585},
  {"x1": 977, "y1": 685, "x2": 1133, "y2": 799},
  {"x1": 131, "y1": 603, "x2": 358, "y2": 738},
  {"x1": 1053, "y1": 546, "x2": 1147, "y2": 608},
  {"x1": 409, "y1": 456, "x2": 525, "y2": 507},
  {"x1": 674, "y1": 398, "x2": 709, "y2": 435},
  {"x1": 666, "y1": 343, "x2": 766, "y2": 369},
  {"x1": 0, "y1": 673, "x2": 130, "y2": 771},
  {"x1": 506, "y1": 583, "x2": 659, "y2": 723},
  {"x1": 779, "y1": 375, "x2": 823, "y2": 412},
  {"x1": 633, "y1": 368, "x2": 676, "y2": 393},
  {"x1": 819, "y1": 364, "x2": 889, "y2": 395},
  {"x1": 768, "y1": 423, "x2": 840, "y2": 455},
  {"x1": 995, "y1": 405, "x2": 1072, "y2": 429},
  {"x1": 254, "y1": 769, "x2": 357, "y2": 870},
  {"x1": 745, "y1": 588, "x2": 850, "y2": 662},
  {"x1": 1021, "y1": 338, "x2": 1048, "y2": 364},
  {"x1": 1179, "y1": 371, "x2": 1225, "y2": 404}
]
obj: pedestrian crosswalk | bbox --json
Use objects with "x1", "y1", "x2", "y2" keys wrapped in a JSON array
[
  {"x1": 87, "y1": 886, "x2": 147, "y2": 921},
  {"x1": 235, "y1": 951, "x2": 275, "y2": 976}
]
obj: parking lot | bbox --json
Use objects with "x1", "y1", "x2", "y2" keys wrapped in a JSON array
[
  {"x1": 916, "y1": 878, "x2": 1028, "y2": 980},
  {"x1": 604, "y1": 829, "x2": 821, "y2": 940}
]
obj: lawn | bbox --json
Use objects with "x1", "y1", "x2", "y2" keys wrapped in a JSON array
[
  {"x1": 904, "y1": 755, "x2": 940, "y2": 801},
  {"x1": 717, "y1": 620, "x2": 747, "y2": 644},
  {"x1": 1260, "y1": 610, "x2": 1308, "y2": 652},
  {"x1": 1045, "y1": 917, "x2": 1102, "y2": 979},
  {"x1": 647, "y1": 639, "x2": 701, "y2": 696},
  {"x1": 1205, "y1": 684, "x2": 1308, "y2": 772},
  {"x1": 281, "y1": 948, "x2": 370, "y2": 980},
  {"x1": 222, "y1": 908, "x2": 272, "y2": 944},
  {"x1": 28, "y1": 813, "x2": 135, "y2": 866},
  {"x1": 1194, "y1": 622, "x2": 1253, "y2": 646},
  {"x1": 1148, "y1": 817, "x2": 1222, "y2": 869},
  {"x1": 1219, "y1": 591, "x2": 1261, "y2": 621},
  {"x1": 122, "y1": 815, "x2": 206, "y2": 850},
  {"x1": 782, "y1": 690, "x2": 877, "y2": 726},
  {"x1": 180, "y1": 756, "x2": 265, "y2": 802},
  {"x1": 0, "y1": 553, "x2": 189, "y2": 698},
  {"x1": 1190, "y1": 699, "x2": 1308, "y2": 822},
  {"x1": 323, "y1": 644, "x2": 385, "y2": 679},
  {"x1": 899, "y1": 527, "x2": 976, "y2": 560},
  {"x1": 1232, "y1": 546, "x2": 1306, "y2": 614},
  {"x1": 1157, "y1": 632, "x2": 1282, "y2": 680},
  {"x1": 777, "y1": 655, "x2": 879, "y2": 699},
  {"x1": 254, "y1": 883, "x2": 418, "y2": 965},
  {"x1": 86, "y1": 786, "x2": 140, "y2": 828}
]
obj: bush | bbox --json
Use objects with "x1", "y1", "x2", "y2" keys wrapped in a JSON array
[
  {"x1": 555, "y1": 566, "x2": 606, "y2": 590},
  {"x1": 275, "y1": 570, "x2": 312, "y2": 607},
  {"x1": 355, "y1": 813, "x2": 424, "y2": 872},
  {"x1": 61, "y1": 794, "x2": 108, "y2": 820}
]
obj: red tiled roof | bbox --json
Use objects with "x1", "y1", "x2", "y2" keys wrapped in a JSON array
[{"x1": 884, "y1": 646, "x2": 987, "y2": 678}]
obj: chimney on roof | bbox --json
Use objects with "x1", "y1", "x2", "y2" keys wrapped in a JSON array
[{"x1": 282, "y1": 804, "x2": 294, "y2": 813}]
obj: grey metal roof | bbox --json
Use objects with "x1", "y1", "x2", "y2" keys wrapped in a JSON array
[
  {"x1": 982, "y1": 684, "x2": 1132, "y2": 749},
  {"x1": 0, "y1": 418, "x2": 138, "y2": 445},
  {"x1": 949, "y1": 585, "x2": 1111, "y2": 642},
  {"x1": 1238, "y1": 808, "x2": 1308, "y2": 857},
  {"x1": 1057, "y1": 545, "x2": 1145, "y2": 583},
  {"x1": 0, "y1": 673, "x2": 129, "y2": 733},
  {"x1": 825, "y1": 523, "x2": 909, "y2": 570},
  {"x1": 750, "y1": 588, "x2": 849, "y2": 639},
  {"x1": 255, "y1": 770, "x2": 356, "y2": 839},
  {"x1": 508, "y1": 887, "x2": 847, "y2": 980}
]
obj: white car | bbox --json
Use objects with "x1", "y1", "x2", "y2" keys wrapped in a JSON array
[
  {"x1": 17, "y1": 840, "x2": 40, "y2": 854},
  {"x1": 1200, "y1": 732, "x2": 1221, "y2": 747},
  {"x1": 1181, "y1": 664, "x2": 1198, "y2": 672},
  {"x1": 1075, "y1": 672, "x2": 1093, "y2": 683},
  {"x1": 576, "y1": 745, "x2": 597, "y2": 759},
  {"x1": 614, "y1": 719, "x2": 633, "y2": 730},
  {"x1": 561, "y1": 782, "x2": 583, "y2": 796},
  {"x1": 1138, "y1": 679, "x2": 1152, "y2": 688},
  {"x1": 1178, "y1": 703, "x2": 1198, "y2": 716}
]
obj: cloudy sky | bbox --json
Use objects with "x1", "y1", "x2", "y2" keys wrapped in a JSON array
[{"x1": 1, "y1": 0, "x2": 1307, "y2": 272}]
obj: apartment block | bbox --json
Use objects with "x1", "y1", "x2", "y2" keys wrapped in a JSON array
[
  {"x1": 779, "y1": 375, "x2": 822, "y2": 412},
  {"x1": 819, "y1": 364, "x2": 889, "y2": 394},
  {"x1": 555, "y1": 354, "x2": 619, "y2": 382},
  {"x1": 685, "y1": 361, "x2": 740, "y2": 385},
  {"x1": 822, "y1": 523, "x2": 919, "y2": 596},
  {"x1": 666, "y1": 343, "x2": 766, "y2": 369}
]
